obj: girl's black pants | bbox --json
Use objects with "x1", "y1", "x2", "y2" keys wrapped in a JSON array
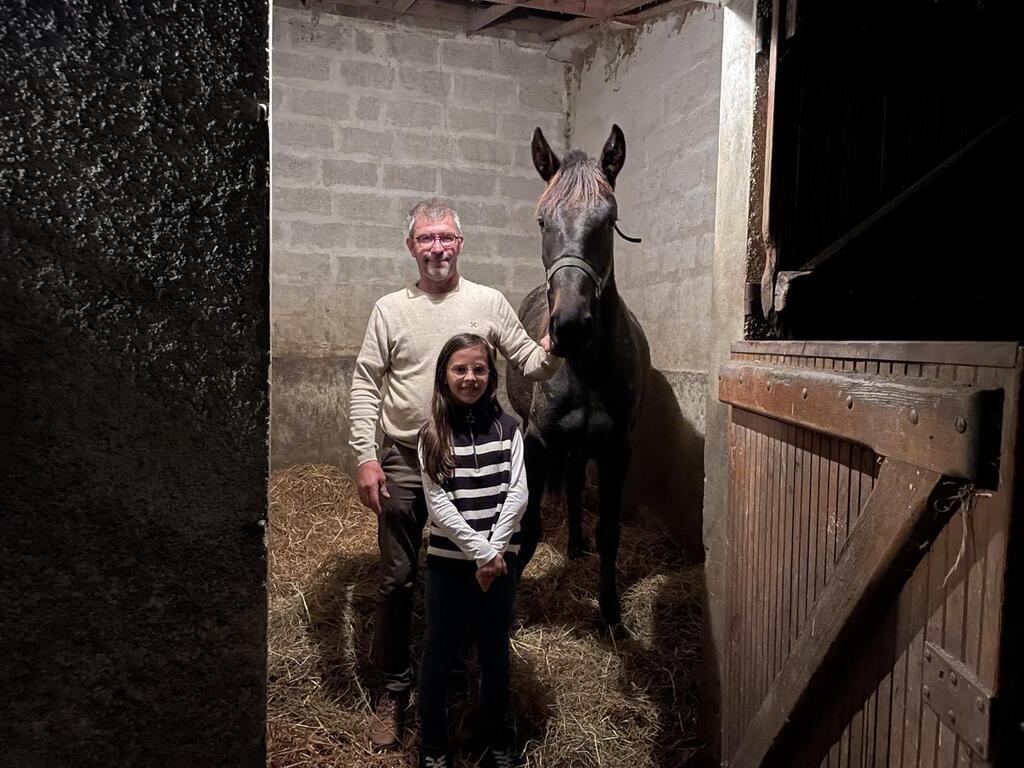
[{"x1": 418, "y1": 558, "x2": 517, "y2": 754}]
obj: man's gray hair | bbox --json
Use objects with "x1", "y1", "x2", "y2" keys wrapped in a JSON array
[{"x1": 406, "y1": 198, "x2": 462, "y2": 237}]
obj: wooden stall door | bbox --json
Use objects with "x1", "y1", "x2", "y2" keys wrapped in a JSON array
[{"x1": 718, "y1": 342, "x2": 1021, "y2": 768}]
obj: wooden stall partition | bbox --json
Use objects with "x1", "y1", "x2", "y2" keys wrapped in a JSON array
[{"x1": 719, "y1": 341, "x2": 1021, "y2": 767}]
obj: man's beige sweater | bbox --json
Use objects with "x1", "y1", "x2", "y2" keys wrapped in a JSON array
[{"x1": 349, "y1": 277, "x2": 560, "y2": 466}]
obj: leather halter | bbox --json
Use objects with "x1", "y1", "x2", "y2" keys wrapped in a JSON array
[
  {"x1": 546, "y1": 255, "x2": 607, "y2": 298},
  {"x1": 543, "y1": 223, "x2": 642, "y2": 299}
]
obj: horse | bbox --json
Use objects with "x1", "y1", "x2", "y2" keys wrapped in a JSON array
[{"x1": 507, "y1": 124, "x2": 651, "y2": 628}]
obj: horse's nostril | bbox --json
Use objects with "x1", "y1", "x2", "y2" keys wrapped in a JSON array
[{"x1": 551, "y1": 311, "x2": 593, "y2": 352}]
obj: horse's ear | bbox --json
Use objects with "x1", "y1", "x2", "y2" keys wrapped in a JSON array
[
  {"x1": 600, "y1": 124, "x2": 626, "y2": 188},
  {"x1": 532, "y1": 127, "x2": 560, "y2": 182}
]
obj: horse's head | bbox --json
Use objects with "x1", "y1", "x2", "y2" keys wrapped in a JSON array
[{"x1": 532, "y1": 124, "x2": 626, "y2": 358}]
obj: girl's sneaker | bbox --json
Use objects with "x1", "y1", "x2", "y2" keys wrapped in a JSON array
[
  {"x1": 483, "y1": 745, "x2": 522, "y2": 768},
  {"x1": 419, "y1": 751, "x2": 453, "y2": 768}
]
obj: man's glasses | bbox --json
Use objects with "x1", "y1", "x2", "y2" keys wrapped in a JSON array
[{"x1": 414, "y1": 233, "x2": 462, "y2": 248}]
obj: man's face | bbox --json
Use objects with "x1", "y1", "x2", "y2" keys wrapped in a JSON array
[{"x1": 406, "y1": 215, "x2": 463, "y2": 288}]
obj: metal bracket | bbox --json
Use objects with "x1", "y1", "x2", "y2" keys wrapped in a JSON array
[{"x1": 922, "y1": 641, "x2": 995, "y2": 761}]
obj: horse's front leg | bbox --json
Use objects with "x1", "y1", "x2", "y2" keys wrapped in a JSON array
[
  {"x1": 565, "y1": 449, "x2": 591, "y2": 560},
  {"x1": 515, "y1": 428, "x2": 548, "y2": 580},
  {"x1": 595, "y1": 441, "x2": 630, "y2": 628}
]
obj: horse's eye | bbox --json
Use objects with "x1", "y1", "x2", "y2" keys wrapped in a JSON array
[{"x1": 537, "y1": 218, "x2": 545, "y2": 230}]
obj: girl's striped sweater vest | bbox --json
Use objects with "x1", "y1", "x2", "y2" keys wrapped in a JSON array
[{"x1": 426, "y1": 409, "x2": 521, "y2": 566}]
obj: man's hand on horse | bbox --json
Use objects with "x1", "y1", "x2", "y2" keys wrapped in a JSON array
[
  {"x1": 356, "y1": 460, "x2": 389, "y2": 515},
  {"x1": 540, "y1": 333, "x2": 552, "y2": 353}
]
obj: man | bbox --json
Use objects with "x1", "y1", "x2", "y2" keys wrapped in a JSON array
[{"x1": 348, "y1": 198, "x2": 560, "y2": 750}]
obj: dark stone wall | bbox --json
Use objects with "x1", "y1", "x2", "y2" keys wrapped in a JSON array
[{"x1": 0, "y1": 2, "x2": 269, "y2": 765}]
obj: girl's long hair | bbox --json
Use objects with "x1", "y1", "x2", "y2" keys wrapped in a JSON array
[{"x1": 419, "y1": 333, "x2": 500, "y2": 484}]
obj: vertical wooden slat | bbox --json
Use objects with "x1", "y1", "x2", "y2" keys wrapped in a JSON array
[
  {"x1": 738, "y1": 419, "x2": 752, "y2": 756},
  {"x1": 736, "y1": 419, "x2": 751, "y2": 744},
  {"x1": 816, "y1": 432, "x2": 832, "y2": 604},
  {"x1": 741, "y1": 416, "x2": 756, "y2": 749},
  {"x1": 742, "y1": 417, "x2": 758, "y2": 736},
  {"x1": 768, "y1": 412, "x2": 782, "y2": 690},
  {"x1": 888, "y1": 551, "x2": 911, "y2": 768},
  {"x1": 859, "y1": 447, "x2": 881, "y2": 768},
  {"x1": 826, "y1": 387, "x2": 844, "y2": 768},
  {"x1": 828, "y1": 432, "x2": 842, "y2": 580},
  {"x1": 796, "y1": 424, "x2": 811, "y2": 639},
  {"x1": 937, "y1": 515, "x2": 962, "y2": 768},
  {"x1": 756, "y1": 417, "x2": 771, "y2": 721},
  {"x1": 953, "y1": 365, "x2": 979, "y2": 768},
  {"x1": 903, "y1": 559, "x2": 927, "y2": 767},
  {"x1": 724, "y1": 419, "x2": 737, "y2": 756},
  {"x1": 847, "y1": 443, "x2": 865, "y2": 768},
  {"x1": 770, "y1": 413, "x2": 784, "y2": 685},
  {"x1": 808, "y1": 422, "x2": 820, "y2": 630},
  {"x1": 781, "y1": 423, "x2": 796, "y2": 662},
  {"x1": 836, "y1": 440, "x2": 851, "y2": 557},
  {"x1": 919, "y1": 494, "x2": 950, "y2": 768}
]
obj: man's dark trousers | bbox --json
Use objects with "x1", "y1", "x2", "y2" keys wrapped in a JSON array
[{"x1": 371, "y1": 441, "x2": 428, "y2": 692}]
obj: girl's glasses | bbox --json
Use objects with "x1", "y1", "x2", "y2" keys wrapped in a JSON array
[
  {"x1": 448, "y1": 364, "x2": 489, "y2": 379},
  {"x1": 414, "y1": 233, "x2": 462, "y2": 248}
]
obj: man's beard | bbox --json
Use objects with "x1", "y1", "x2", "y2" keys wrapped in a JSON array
[{"x1": 424, "y1": 258, "x2": 452, "y2": 280}]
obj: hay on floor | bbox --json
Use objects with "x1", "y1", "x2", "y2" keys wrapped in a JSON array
[{"x1": 268, "y1": 464, "x2": 704, "y2": 768}]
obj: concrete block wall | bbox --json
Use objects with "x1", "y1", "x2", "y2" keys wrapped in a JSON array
[
  {"x1": 271, "y1": 2, "x2": 569, "y2": 469},
  {"x1": 567, "y1": 7, "x2": 724, "y2": 555}
]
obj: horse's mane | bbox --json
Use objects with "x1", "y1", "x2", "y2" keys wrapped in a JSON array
[{"x1": 536, "y1": 149, "x2": 613, "y2": 219}]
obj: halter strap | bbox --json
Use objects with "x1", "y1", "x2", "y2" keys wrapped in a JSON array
[
  {"x1": 545, "y1": 255, "x2": 606, "y2": 298},
  {"x1": 614, "y1": 222, "x2": 642, "y2": 243}
]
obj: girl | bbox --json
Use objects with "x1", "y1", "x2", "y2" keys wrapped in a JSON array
[{"x1": 417, "y1": 333, "x2": 527, "y2": 768}]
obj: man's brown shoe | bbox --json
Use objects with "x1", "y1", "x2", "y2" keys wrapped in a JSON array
[{"x1": 369, "y1": 691, "x2": 406, "y2": 749}]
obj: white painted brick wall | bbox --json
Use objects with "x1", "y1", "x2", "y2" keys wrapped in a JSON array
[{"x1": 272, "y1": 4, "x2": 568, "y2": 359}]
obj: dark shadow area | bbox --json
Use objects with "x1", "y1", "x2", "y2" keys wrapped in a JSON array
[
  {"x1": 618, "y1": 570, "x2": 705, "y2": 767},
  {"x1": 626, "y1": 369, "x2": 706, "y2": 563}
]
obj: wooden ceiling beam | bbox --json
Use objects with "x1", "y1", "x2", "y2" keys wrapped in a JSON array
[
  {"x1": 466, "y1": 2, "x2": 519, "y2": 33},
  {"x1": 329, "y1": 0, "x2": 552, "y2": 32},
  {"x1": 540, "y1": 16, "x2": 601, "y2": 41},
  {"x1": 539, "y1": 0, "x2": 654, "y2": 41},
  {"x1": 484, "y1": 0, "x2": 591, "y2": 16},
  {"x1": 617, "y1": 0, "x2": 701, "y2": 25}
]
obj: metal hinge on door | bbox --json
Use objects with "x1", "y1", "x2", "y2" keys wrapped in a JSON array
[{"x1": 922, "y1": 640, "x2": 996, "y2": 762}]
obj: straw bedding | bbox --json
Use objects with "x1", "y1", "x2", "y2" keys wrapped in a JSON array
[{"x1": 268, "y1": 464, "x2": 704, "y2": 767}]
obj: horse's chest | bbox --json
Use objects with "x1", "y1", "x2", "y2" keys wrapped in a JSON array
[{"x1": 545, "y1": 388, "x2": 616, "y2": 440}]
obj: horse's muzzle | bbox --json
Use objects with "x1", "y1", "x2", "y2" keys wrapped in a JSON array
[{"x1": 550, "y1": 309, "x2": 593, "y2": 356}]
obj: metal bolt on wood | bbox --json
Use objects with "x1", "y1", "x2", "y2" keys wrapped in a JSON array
[
  {"x1": 923, "y1": 684, "x2": 930, "y2": 699},
  {"x1": 976, "y1": 697, "x2": 985, "y2": 712},
  {"x1": 801, "y1": 387, "x2": 808, "y2": 399},
  {"x1": 910, "y1": 407, "x2": 919, "y2": 424},
  {"x1": 954, "y1": 416, "x2": 967, "y2": 433},
  {"x1": 846, "y1": 395, "x2": 854, "y2": 409}
]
